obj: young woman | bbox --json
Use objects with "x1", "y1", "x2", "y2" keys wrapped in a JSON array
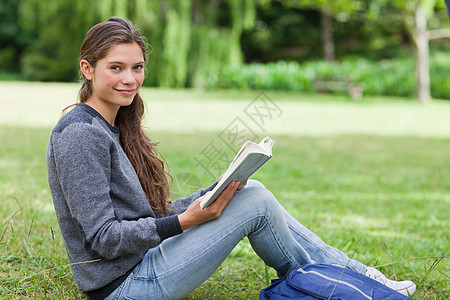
[{"x1": 46, "y1": 17, "x2": 416, "y2": 300}]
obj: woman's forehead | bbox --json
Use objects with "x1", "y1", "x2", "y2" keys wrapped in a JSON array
[{"x1": 102, "y1": 42, "x2": 145, "y2": 64}]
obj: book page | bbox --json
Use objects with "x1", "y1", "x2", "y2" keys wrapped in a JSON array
[{"x1": 200, "y1": 136, "x2": 273, "y2": 209}]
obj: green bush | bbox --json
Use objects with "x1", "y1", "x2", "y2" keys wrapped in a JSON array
[
  {"x1": 430, "y1": 52, "x2": 450, "y2": 99},
  {"x1": 0, "y1": 47, "x2": 17, "y2": 71},
  {"x1": 206, "y1": 54, "x2": 450, "y2": 100},
  {"x1": 0, "y1": 71, "x2": 24, "y2": 81}
]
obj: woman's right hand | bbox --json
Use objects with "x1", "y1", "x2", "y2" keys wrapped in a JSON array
[{"x1": 178, "y1": 181, "x2": 239, "y2": 230}]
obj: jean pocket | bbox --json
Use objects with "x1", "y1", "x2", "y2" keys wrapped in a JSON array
[{"x1": 105, "y1": 276, "x2": 130, "y2": 300}]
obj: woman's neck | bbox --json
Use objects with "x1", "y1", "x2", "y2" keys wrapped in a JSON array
[{"x1": 84, "y1": 98, "x2": 119, "y2": 127}]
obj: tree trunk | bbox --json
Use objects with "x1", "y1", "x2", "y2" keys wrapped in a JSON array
[
  {"x1": 320, "y1": 10, "x2": 334, "y2": 61},
  {"x1": 446, "y1": 0, "x2": 450, "y2": 19},
  {"x1": 415, "y1": 6, "x2": 431, "y2": 102},
  {"x1": 193, "y1": 0, "x2": 202, "y2": 24}
]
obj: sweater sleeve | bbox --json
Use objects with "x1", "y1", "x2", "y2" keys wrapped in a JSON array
[{"x1": 51, "y1": 123, "x2": 181, "y2": 260}]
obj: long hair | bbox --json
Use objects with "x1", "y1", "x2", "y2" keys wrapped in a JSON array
[{"x1": 78, "y1": 17, "x2": 172, "y2": 216}]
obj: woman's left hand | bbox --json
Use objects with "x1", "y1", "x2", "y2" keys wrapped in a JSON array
[{"x1": 178, "y1": 181, "x2": 239, "y2": 230}]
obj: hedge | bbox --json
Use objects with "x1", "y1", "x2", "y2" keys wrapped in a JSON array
[{"x1": 206, "y1": 53, "x2": 450, "y2": 100}]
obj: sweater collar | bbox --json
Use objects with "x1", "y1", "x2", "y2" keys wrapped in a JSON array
[{"x1": 78, "y1": 103, "x2": 120, "y2": 134}]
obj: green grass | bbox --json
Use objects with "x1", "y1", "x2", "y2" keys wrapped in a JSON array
[
  {"x1": 0, "y1": 84, "x2": 449, "y2": 299},
  {"x1": 1, "y1": 129, "x2": 448, "y2": 299},
  {"x1": 162, "y1": 133, "x2": 450, "y2": 299}
]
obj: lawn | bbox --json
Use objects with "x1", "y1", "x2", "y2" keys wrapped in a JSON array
[{"x1": 0, "y1": 82, "x2": 449, "y2": 299}]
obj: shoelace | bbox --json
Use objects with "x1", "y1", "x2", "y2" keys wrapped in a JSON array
[
  {"x1": 367, "y1": 273, "x2": 387, "y2": 284},
  {"x1": 366, "y1": 269, "x2": 404, "y2": 289}
]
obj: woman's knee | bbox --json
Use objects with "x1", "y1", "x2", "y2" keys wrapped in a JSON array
[
  {"x1": 245, "y1": 180, "x2": 273, "y2": 197},
  {"x1": 245, "y1": 179, "x2": 266, "y2": 189},
  {"x1": 236, "y1": 180, "x2": 279, "y2": 212}
]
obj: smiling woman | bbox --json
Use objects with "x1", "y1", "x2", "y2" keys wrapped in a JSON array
[
  {"x1": 45, "y1": 17, "x2": 417, "y2": 300},
  {"x1": 71, "y1": 17, "x2": 172, "y2": 219},
  {"x1": 79, "y1": 43, "x2": 145, "y2": 126}
]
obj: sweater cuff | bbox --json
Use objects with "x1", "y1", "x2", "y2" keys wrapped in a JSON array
[
  {"x1": 206, "y1": 181, "x2": 218, "y2": 193},
  {"x1": 155, "y1": 215, "x2": 183, "y2": 241}
]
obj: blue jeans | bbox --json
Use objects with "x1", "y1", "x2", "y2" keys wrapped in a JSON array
[{"x1": 105, "y1": 180, "x2": 366, "y2": 300}]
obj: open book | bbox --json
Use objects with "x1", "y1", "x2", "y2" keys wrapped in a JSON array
[{"x1": 200, "y1": 136, "x2": 274, "y2": 209}]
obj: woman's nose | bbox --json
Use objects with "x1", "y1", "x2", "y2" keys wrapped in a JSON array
[{"x1": 121, "y1": 69, "x2": 136, "y2": 85}]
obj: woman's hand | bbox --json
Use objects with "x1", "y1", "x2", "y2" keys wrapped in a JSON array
[{"x1": 178, "y1": 181, "x2": 240, "y2": 230}]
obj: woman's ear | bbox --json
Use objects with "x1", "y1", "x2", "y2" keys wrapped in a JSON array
[{"x1": 80, "y1": 59, "x2": 94, "y2": 81}]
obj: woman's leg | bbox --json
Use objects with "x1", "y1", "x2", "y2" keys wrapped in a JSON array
[
  {"x1": 281, "y1": 205, "x2": 366, "y2": 273},
  {"x1": 106, "y1": 180, "x2": 364, "y2": 299},
  {"x1": 241, "y1": 180, "x2": 365, "y2": 273},
  {"x1": 106, "y1": 180, "x2": 315, "y2": 299},
  {"x1": 276, "y1": 188, "x2": 416, "y2": 296}
]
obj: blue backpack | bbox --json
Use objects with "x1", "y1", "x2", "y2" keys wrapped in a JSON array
[{"x1": 260, "y1": 264, "x2": 414, "y2": 300}]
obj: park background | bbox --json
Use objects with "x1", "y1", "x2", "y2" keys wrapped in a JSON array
[{"x1": 0, "y1": 0, "x2": 449, "y2": 299}]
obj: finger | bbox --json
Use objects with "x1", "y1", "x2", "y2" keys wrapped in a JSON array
[
  {"x1": 236, "y1": 180, "x2": 247, "y2": 191},
  {"x1": 215, "y1": 181, "x2": 238, "y2": 209},
  {"x1": 224, "y1": 181, "x2": 239, "y2": 197}
]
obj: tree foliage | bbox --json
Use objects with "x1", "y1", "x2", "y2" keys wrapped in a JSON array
[
  {"x1": 374, "y1": 0, "x2": 450, "y2": 102},
  {"x1": 1, "y1": 0, "x2": 268, "y2": 87},
  {"x1": 0, "y1": 0, "x2": 449, "y2": 97}
]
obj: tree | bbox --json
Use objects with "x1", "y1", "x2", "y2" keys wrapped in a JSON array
[
  {"x1": 392, "y1": 0, "x2": 450, "y2": 102},
  {"x1": 18, "y1": 0, "x2": 104, "y2": 81},
  {"x1": 187, "y1": 0, "x2": 268, "y2": 87},
  {"x1": 0, "y1": 0, "x2": 27, "y2": 72},
  {"x1": 14, "y1": 0, "x2": 268, "y2": 87},
  {"x1": 280, "y1": 0, "x2": 364, "y2": 61}
]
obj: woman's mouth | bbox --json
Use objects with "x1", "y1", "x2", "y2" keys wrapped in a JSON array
[{"x1": 115, "y1": 88, "x2": 135, "y2": 96}]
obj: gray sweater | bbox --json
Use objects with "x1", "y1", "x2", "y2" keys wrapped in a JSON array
[{"x1": 46, "y1": 104, "x2": 215, "y2": 298}]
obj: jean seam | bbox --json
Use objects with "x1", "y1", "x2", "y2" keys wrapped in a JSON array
[
  {"x1": 132, "y1": 263, "x2": 141, "y2": 279},
  {"x1": 287, "y1": 223, "x2": 335, "y2": 258},
  {"x1": 112, "y1": 275, "x2": 128, "y2": 300},
  {"x1": 287, "y1": 223, "x2": 354, "y2": 267},
  {"x1": 130, "y1": 277, "x2": 155, "y2": 282},
  {"x1": 131, "y1": 259, "x2": 157, "y2": 282},
  {"x1": 257, "y1": 215, "x2": 300, "y2": 272}
]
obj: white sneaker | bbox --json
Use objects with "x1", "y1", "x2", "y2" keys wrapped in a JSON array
[{"x1": 364, "y1": 267, "x2": 416, "y2": 296}]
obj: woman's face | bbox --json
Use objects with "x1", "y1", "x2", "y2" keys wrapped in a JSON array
[{"x1": 84, "y1": 42, "x2": 145, "y2": 113}]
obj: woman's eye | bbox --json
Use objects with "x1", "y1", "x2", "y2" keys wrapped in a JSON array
[
  {"x1": 135, "y1": 65, "x2": 144, "y2": 70},
  {"x1": 111, "y1": 66, "x2": 121, "y2": 71}
]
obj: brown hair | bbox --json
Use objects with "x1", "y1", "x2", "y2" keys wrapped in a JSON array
[{"x1": 79, "y1": 17, "x2": 172, "y2": 216}]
